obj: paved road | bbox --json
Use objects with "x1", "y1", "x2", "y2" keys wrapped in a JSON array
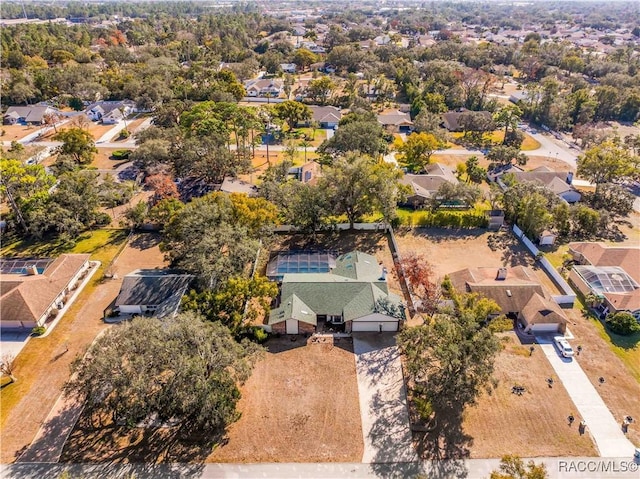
[
  {"x1": 3, "y1": 457, "x2": 640, "y2": 479},
  {"x1": 352, "y1": 334, "x2": 418, "y2": 464},
  {"x1": 538, "y1": 339, "x2": 636, "y2": 457}
]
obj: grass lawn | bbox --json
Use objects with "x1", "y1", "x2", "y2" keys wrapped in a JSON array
[{"x1": 1, "y1": 229, "x2": 128, "y2": 265}]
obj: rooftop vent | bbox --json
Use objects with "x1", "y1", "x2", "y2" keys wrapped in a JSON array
[
  {"x1": 496, "y1": 267, "x2": 508, "y2": 280},
  {"x1": 506, "y1": 289, "x2": 512, "y2": 297}
]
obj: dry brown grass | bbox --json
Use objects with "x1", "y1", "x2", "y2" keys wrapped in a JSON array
[
  {"x1": 208, "y1": 337, "x2": 363, "y2": 462},
  {"x1": 463, "y1": 334, "x2": 598, "y2": 458},
  {"x1": 565, "y1": 309, "x2": 640, "y2": 447},
  {"x1": 0, "y1": 124, "x2": 40, "y2": 142},
  {"x1": 60, "y1": 337, "x2": 363, "y2": 464},
  {"x1": 394, "y1": 229, "x2": 561, "y2": 295},
  {"x1": 89, "y1": 148, "x2": 130, "y2": 170},
  {"x1": 432, "y1": 153, "x2": 573, "y2": 173}
]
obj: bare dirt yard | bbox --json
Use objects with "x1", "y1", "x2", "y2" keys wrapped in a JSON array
[
  {"x1": 394, "y1": 228, "x2": 561, "y2": 296},
  {"x1": 60, "y1": 336, "x2": 363, "y2": 464},
  {"x1": 90, "y1": 148, "x2": 131, "y2": 170},
  {"x1": 0, "y1": 124, "x2": 41, "y2": 142},
  {"x1": 462, "y1": 334, "x2": 597, "y2": 458},
  {"x1": 208, "y1": 336, "x2": 363, "y2": 462},
  {"x1": 565, "y1": 309, "x2": 640, "y2": 447}
]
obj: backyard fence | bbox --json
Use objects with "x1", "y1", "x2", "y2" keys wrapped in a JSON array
[
  {"x1": 512, "y1": 225, "x2": 576, "y2": 306},
  {"x1": 273, "y1": 222, "x2": 388, "y2": 233}
]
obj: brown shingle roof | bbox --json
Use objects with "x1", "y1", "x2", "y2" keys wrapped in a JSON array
[
  {"x1": 448, "y1": 266, "x2": 560, "y2": 316},
  {"x1": 0, "y1": 254, "x2": 90, "y2": 325},
  {"x1": 569, "y1": 243, "x2": 640, "y2": 282},
  {"x1": 520, "y1": 292, "x2": 568, "y2": 327}
]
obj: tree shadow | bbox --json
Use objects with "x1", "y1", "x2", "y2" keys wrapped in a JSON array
[
  {"x1": 414, "y1": 404, "x2": 473, "y2": 467},
  {"x1": 265, "y1": 335, "x2": 309, "y2": 353},
  {"x1": 486, "y1": 231, "x2": 531, "y2": 267},
  {"x1": 129, "y1": 232, "x2": 162, "y2": 251},
  {"x1": 58, "y1": 410, "x2": 221, "y2": 466},
  {"x1": 276, "y1": 230, "x2": 388, "y2": 256},
  {"x1": 5, "y1": 462, "x2": 205, "y2": 478}
]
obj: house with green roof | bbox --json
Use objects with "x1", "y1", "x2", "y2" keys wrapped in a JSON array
[{"x1": 268, "y1": 251, "x2": 405, "y2": 334}]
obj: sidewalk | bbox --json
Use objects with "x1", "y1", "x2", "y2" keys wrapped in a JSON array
[{"x1": 538, "y1": 340, "x2": 636, "y2": 457}]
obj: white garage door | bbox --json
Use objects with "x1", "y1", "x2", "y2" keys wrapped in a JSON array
[
  {"x1": 531, "y1": 323, "x2": 559, "y2": 333},
  {"x1": 286, "y1": 319, "x2": 299, "y2": 334},
  {"x1": 119, "y1": 305, "x2": 143, "y2": 314},
  {"x1": 352, "y1": 321, "x2": 398, "y2": 333}
]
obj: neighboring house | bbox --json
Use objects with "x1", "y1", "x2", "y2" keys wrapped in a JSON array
[
  {"x1": 299, "y1": 41, "x2": 326, "y2": 54},
  {"x1": 509, "y1": 91, "x2": 528, "y2": 104},
  {"x1": 268, "y1": 251, "x2": 405, "y2": 334},
  {"x1": 3, "y1": 105, "x2": 60, "y2": 125},
  {"x1": 493, "y1": 166, "x2": 581, "y2": 203},
  {"x1": 309, "y1": 105, "x2": 342, "y2": 128},
  {"x1": 244, "y1": 79, "x2": 284, "y2": 98},
  {"x1": 280, "y1": 63, "x2": 297, "y2": 74},
  {"x1": 441, "y1": 109, "x2": 492, "y2": 132},
  {"x1": 85, "y1": 100, "x2": 134, "y2": 123},
  {"x1": 113, "y1": 270, "x2": 193, "y2": 318},
  {"x1": 400, "y1": 163, "x2": 459, "y2": 209},
  {"x1": 0, "y1": 254, "x2": 91, "y2": 329},
  {"x1": 289, "y1": 160, "x2": 322, "y2": 184},
  {"x1": 101, "y1": 108, "x2": 123, "y2": 125},
  {"x1": 568, "y1": 242, "x2": 640, "y2": 319},
  {"x1": 220, "y1": 177, "x2": 258, "y2": 196},
  {"x1": 377, "y1": 110, "x2": 414, "y2": 133},
  {"x1": 448, "y1": 266, "x2": 568, "y2": 334}
]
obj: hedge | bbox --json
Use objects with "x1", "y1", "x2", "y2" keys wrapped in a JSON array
[
  {"x1": 111, "y1": 149, "x2": 131, "y2": 160},
  {"x1": 398, "y1": 210, "x2": 489, "y2": 228}
]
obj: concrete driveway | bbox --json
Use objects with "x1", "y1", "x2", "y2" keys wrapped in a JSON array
[
  {"x1": 353, "y1": 334, "x2": 418, "y2": 464},
  {"x1": 538, "y1": 338, "x2": 636, "y2": 457}
]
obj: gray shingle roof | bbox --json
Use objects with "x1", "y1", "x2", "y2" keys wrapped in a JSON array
[
  {"x1": 114, "y1": 270, "x2": 193, "y2": 318},
  {"x1": 269, "y1": 251, "x2": 403, "y2": 325}
]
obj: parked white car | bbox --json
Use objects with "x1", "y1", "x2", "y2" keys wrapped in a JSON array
[{"x1": 554, "y1": 336, "x2": 574, "y2": 358}]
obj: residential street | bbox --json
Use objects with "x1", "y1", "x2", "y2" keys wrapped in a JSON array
[
  {"x1": 538, "y1": 339, "x2": 637, "y2": 457},
  {"x1": 3, "y1": 457, "x2": 639, "y2": 479}
]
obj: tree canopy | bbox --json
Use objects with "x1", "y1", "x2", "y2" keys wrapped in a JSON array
[
  {"x1": 321, "y1": 152, "x2": 405, "y2": 228},
  {"x1": 162, "y1": 192, "x2": 278, "y2": 287},
  {"x1": 53, "y1": 128, "x2": 97, "y2": 165},
  {"x1": 398, "y1": 292, "x2": 501, "y2": 416},
  {"x1": 394, "y1": 132, "x2": 444, "y2": 173},
  {"x1": 64, "y1": 312, "x2": 263, "y2": 435}
]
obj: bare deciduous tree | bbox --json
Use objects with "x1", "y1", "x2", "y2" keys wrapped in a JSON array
[{"x1": 1, "y1": 353, "x2": 17, "y2": 383}]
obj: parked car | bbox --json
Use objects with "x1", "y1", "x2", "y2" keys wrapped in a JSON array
[{"x1": 554, "y1": 336, "x2": 574, "y2": 358}]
